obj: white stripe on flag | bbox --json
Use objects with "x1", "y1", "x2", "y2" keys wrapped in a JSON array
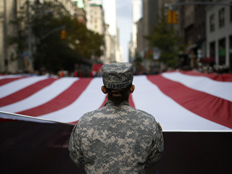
[
  {"x1": 132, "y1": 75, "x2": 231, "y2": 131},
  {"x1": 0, "y1": 111, "x2": 56, "y2": 124},
  {"x1": 0, "y1": 77, "x2": 78, "y2": 113},
  {"x1": 0, "y1": 76, "x2": 48, "y2": 98},
  {"x1": 162, "y1": 72, "x2": 232, "y2": 101},
  {"x1": 0, "y1": 75, "x2": 27, "y2": 79},
  {"x1": 38, "y1": 77, "x2": 106, "y2": 123}
]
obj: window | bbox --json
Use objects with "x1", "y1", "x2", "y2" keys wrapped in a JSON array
[
  {"x1": 210, "y1": 14, "x2": 215, "y2": 32},
  {"x1": 210, "y1": 42, "x2": 215, "y2": 59},
  {"x1": 230, "y1": 3, "x2": 232, "y2": 22},
  {"x1": 219, "y1": 8, "x2": 225, "y2": 28},
  {"x1": 73, "y1": 2, "x2": 77, "y2": 7},
  {"x1": 218, "y1": 38, "x2": 226, "y2": 65},
  {"x1": 230, "y1": 35, "x2": 232, "y2": 71}
]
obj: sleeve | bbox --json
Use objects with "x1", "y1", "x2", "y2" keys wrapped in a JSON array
[
  {"x1": 69, "y1": 124, "x2": 85, "y2": 168},
  {"x1": 145, "y1": 121, "x2": 164, "y2": 168}
]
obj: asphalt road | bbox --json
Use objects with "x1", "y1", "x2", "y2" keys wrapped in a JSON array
[{"x1": 0, "y1": 120, "x2": 232, "y2": 174}]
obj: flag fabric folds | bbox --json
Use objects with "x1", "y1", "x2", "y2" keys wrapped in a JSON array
[{"x1": 0, "y1": 71, "x2": 232, "y2": 132}]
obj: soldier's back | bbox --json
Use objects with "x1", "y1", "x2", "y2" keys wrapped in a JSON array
[{"x1": 76, "y1": 100, "x2": 163, "y2": 174}]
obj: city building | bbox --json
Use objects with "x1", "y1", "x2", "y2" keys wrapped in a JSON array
[
  {"x1": 178, "y1": 0, "x2": 211, "y2": 70},
  {"x1": 88, "y1": 0, "x2": 105, "y2": 62},
  {"x1": 0, "y1": 0, "x2": 77, "y2": 73},
  {"x1": 178, "y1": 0, "x2": 232, "y2": 72},
  {"x1": 104, "y1": 24, "x2": 115, "y2": 63},
  {"x1": 115, "y1": 27, "x2": 123, "y2": 62},
  {"x1": 136, "y1": 18, "x2": 144, "y2": 58},
  {"x1": 129, "y1": 0, "x2": 142, "y2": 63},
  {"x1": 88, "y1": 0, "x2": 104, "y2": 35},
  {"x1": 135, "y1": 0, "x2": 232, "y2": 72},
  {"x1": 137, "y1": 0, "x2": 176, "y2": 56},
  {"x1": 142, "y1": 0, "x2": 158, "y2": 55},
  {"x1": 0, "y1": 0, "x2": 19, "y2": 73},
  {"x1": 103, "y1": 0, "x2": 116, "y2": 36},
  {"x1": 135, "y1": 0, "x2": 175, "y2": 70},
  {"x1": 73, "y1": 0, "x2": 87, "y2": 25},
  {"x1": 206, "y1": 0, "x2": 232, "y2": 72},
  {"x1": 103, "y1": 0, "x2": 122, "y2": 63}
]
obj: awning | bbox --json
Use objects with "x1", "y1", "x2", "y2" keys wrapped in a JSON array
[{"x1": 199, "y1": 57, "x2": 215, "y2": 63}]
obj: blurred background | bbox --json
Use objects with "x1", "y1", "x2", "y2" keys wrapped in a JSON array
[
  {"x1": 0, "y1": 0, "x2": 232, "y2": 76},
  {"x1": 1, "y1": 1, "x2": 232, "y2": 174}
]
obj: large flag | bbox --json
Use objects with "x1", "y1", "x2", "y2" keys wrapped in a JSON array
[{"x1": 0, "y1": 71, "x2": 232, "y2": 132}]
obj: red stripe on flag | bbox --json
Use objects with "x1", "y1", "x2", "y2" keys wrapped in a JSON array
[
  {"x1": 69, "y1": 120, "x2": 78, "y2": 125},
  {"x1": 147, "y1": 75, "x2": 232, "y2": 129},
  {"x1": 180, "y1": 71, "x2": 232, "y2": 82},
  {"x1": 129, "y1": 94, "x2": 135, "y2": 108},
  {"x1": 17, "y1": 78, "x2": 92, "y2": 116},
  {"x1": 0, "y1": 77, "x2": 28, "y2": 86},
  {"x1": 100, "y1": 95, "x2": 108, "y2": 108},
  {"x1": 0, "y1": 78, "x2": 57, "y2": 107}
]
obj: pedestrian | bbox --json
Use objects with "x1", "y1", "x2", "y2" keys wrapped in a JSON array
[{"x1": 69, "y1": 62, "x2": 164, "y2": 174}]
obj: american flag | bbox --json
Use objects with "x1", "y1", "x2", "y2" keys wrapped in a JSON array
[{"x1": 0, "y1": 71, "x2": 232, "y2": 132}]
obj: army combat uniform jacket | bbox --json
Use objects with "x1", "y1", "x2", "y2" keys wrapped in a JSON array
[{"x1": 69, "y1": 100, "x2": 164, "y2": 174}]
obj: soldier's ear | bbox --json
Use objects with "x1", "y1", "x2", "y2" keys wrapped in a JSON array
[
  {"x1": 130, "y1": 85, "x2": 135, "y2": 93},
  {"x1": 101, "y1": 86, "x2": 107, "y2": 94}
]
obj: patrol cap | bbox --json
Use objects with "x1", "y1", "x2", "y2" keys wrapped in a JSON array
[{"x1": 102, "y1": 62, "x2": 133, "y2": 89}]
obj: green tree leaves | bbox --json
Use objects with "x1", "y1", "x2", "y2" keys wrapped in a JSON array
[
  {"x1": 146, "y1": 9, "x2": 183, "y2": 68},
  {"x1": 8, "y1": 1, "x2": 104, "y2": 74}
]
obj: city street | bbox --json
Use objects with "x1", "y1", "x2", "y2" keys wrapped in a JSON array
[
  {"x1": 0, "y1": 1, "x2": 232, "y2": 173},
  {"x1": 1, "y1": 120, "x2": 232, "y2": 174}
]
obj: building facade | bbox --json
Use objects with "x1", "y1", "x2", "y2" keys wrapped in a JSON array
[
  {"x1": 73, "y1": 0, "x2": 87, "y2": 25},
  {"x1": 88, "y1": 1, "x2": 105, "y2": 62},
  {"x1": 206, "y1": 0, "x2": 232, "y2": 72},
  {"x1": 138, "y1": 0, "x2": 176, "y2": 57},
  {"x1": 129, "y1": 0, "x2": 142, "y2": 63},
  {"x1": 0, "y1": 0, "x2": 77, "y2": 73},
  {"x1": 103, "y1": 0, "x2": 122, "y2": 63},
  {"x1": 179, "y1": 0, "x2": 211, "y2": 69},
  {"x1": 136, "y1": 18, "x2": 144, "y2": 58},
  {"x1": 0, "y1": 0, "x2": 19, "y2": 73},
  {"x1": 178, "y1": 0, "x2": 232, "y2": 72},
  {"x1": 142, "y1": 0, "x2": 159, "y2": 54},
  {"x1": 134, "y1": 0, "x2": 176, "y2": 71},
  {"x1": 88, "y1": 1, "x2": 104, "y2": 35}
]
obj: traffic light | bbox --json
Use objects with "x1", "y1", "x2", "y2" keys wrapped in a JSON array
[
  {"x1": 173, "y1": 11, "x2": 179, "y2": 24},
  {"x1": 167, "y1": 10, "x2": 173, "y2": 24},
  {"x1": 167, "y1": 10, "x2": 178, "y2": 24},
  {"x1": 61, "y1": 29, "x2": 67, "y2": 39}
]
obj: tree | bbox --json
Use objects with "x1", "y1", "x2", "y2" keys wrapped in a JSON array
[
  {"x1": 57, "y1": 15, "x2": 104, "y2": 59},
  {"x1": 8, "y1": 1, "x2": 104, "y2": 74},
  {"x1": 7, "y1": 4, "x2": 29, "y2": 70},
  {"x1": 145, "y1": 8, "x2": 184, "y2": 68}
]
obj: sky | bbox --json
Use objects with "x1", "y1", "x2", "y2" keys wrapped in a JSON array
[
  {"x1": 115, "y1": 0, "x2": 133, "y2": 62},
  {"x1": 92, "y1": 0, "x2": 140, "y2": 62}
]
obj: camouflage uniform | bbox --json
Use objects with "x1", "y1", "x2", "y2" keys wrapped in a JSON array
[{"x1": 69, "y1": 63, "x2": 164, "y2": 174}]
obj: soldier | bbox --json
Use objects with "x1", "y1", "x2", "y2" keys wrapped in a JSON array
[{"x1": 69, "y1": 62, "x2": 164, "y2": 174}]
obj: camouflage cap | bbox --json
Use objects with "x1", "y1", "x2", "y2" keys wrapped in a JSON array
[{"x1": 102, "y1": 62, "x2": 133, "y2": 89}]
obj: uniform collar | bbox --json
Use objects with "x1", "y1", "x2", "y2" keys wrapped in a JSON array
[{"x1": 105, "y1": 100, "x2": 130, "y2": 107}]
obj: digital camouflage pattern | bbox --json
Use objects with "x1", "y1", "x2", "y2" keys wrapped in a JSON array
[
  {"x1": 69, "y1": 100, "x2": 164, "y2": 174},
  {"x1": 102, "y1": 62, "x2": 133, "y2": 89}
]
